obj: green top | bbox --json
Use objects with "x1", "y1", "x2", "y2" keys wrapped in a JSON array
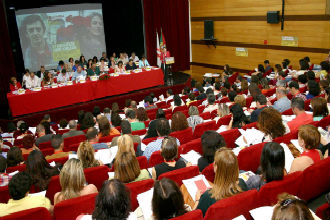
[
  {"x1": 130, "y1": 121, "x2": 146, "y2": 131},
  {"x1": 87, "y1": 67, "x2": 101, "y2": 76},
  {"x1": 131, "y1": 169, "x2": 151, "y2": 182},
  {"x1": 313, "y1": 116, "x2": 323, "y2": 121},
  {"x1": 197, "y1": 178, "x2": 248, "y2": 216}
]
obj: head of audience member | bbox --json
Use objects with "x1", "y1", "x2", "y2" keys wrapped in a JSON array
[
  {"x1": 59, "y1": 158, "x2": 87, "y2": 201},
  {"x1": 42, "y1": 114, "x2": 50, "y2": 123},
  {"x1": 251, "y1": 75, "x2": 260, "y2": 85},
  {"x1": 9, "y1": 172, "x2": 32, "y2": 201},
  {"x1": 36, "y1": 124, "x2": 46, "y2": 137},
  {"x1": 120, "y1": 120, "x2": 132, "y2": 135},
  {"x1": 41, "y1": 121, "x2": 52, "y2": 135},
  {"x1": 114, "y1": 151, "x2": 140, "y2": 183},
  {"x1": 136, "y1": 107, "x2": 148, "y2": 122},
  {"x1": 188, "y1": 93, "x2": 195, "y2": 102},
  {"x1": 220, "y1": 87, "x2": 228, "y2": 97},
  {"x1": 74, "y1": 60, "x2": 80, "y2": 68},
  {"x1": 298, "y1": 124, "x2": 320, "y2": 151},
  {"x1": 211, "y1": 148, "x2": 242, "y2": 200},
  {"x1": 282, "y1": 59, "x2": 290, "y2": 69},
  {"x1": 207, "y1": 94, "x2": 216, "y2": 105},
  {"x1": 234, "y1": 95, "x2": 246, "y2": 107},
  {"x1": 82, "y1": 112, "x2": 95, "y2": 129},
  {"x1": 278, "y1": 71, "x2": 286, "y2": 82},
  {"x1": 291, "y1": 97, "x2": 306, "y2": 116},
  {"x1": 6, "y1": 147, "x2": 23, "y2": 168},
  {"x1": 67, "y1": 120, "x2": 77, "y2": 131},
  {"x1": 260, "y1": 142, "x2": 285, "y2": 183},
  {"x1": 111, "y1": 112, "x2": 122, "y2": 127},
  {"x1": 205, "y1": 87, "x2": 214, "y2": 95},
  {"x1": 22, "y1": 134, "x2": 35, "y2": 150},
  {"x1": 92, "y1": 179, "x2": 131, "y2": 220},
  {"x1": 319, "y1": 80, "x2": 329, "y2": 92},
  {"x1": 230, "y1": 104, "x2": 248, "y2": 128},
  {"x1": 58, "y1": 119, "x2": 68, "y2": 129},
  {"x1": 258, "y1": 108, "x2": 286, "y2": 139},
  {"x1": 152, "y1": 178, "x2": 186, "y2": 220},
  {"x1": 10, "y1": 77, "x2": 18, "y2": 86},
  {"x1": 276, "y1": 87, "x2": 287, "y2": 100},
  {"x1": 103, "y1": 107, "x2": 111, "y2": 115},
  {"x1": 213, "y1": 82, "x2": 221, "y2": 92},
  {"x1": 261, "y1": 78, "x2": 270, "y2": 90},
  {"x1": 128, "y1": 58, "x2": 134, "y2": 66},
  {"x1": 306, "y1": 71, "x2": 315, "y2": 81},
  {"x1": 201, "y1": 131, "x2": 226, "y2": 163},
  {"x1": 156, "y1": 118, "x2": 171, "y2": 137},
  {"x1": 166, "y1": 89, "x2": 174, "y2": 98},
  {"x1": 223, "y1": 81, "x2": 231, "y2": 90},
  {"x1": 298, "y1": 74, "x2": 307, "y2": 86},
  {"x1": 272, "y1": 193, "x2": 313, "y2": 220},
  {"x1": 173, "y1": 94, "x2": 182, "y2": 107},
  {"x1": 18, "y1": 122, "x2": 29, "y2": 135},
  {"x1": 24, "y1": 69, "x2": 30, "y2": 76},
  {"x1": 0, "y1": 155, "x2": 6, "y2": 174},
  {"x1": 217, "y1": 103, "x2": 230, "y2": 117},
  {"x1": 182, "y1": 86, "x2": 190, "y2": 95},
  {"x1": 98, "y1": 116, "x2": 111, "y2": 137},
  {"x1": 288, "y1": 81, "x2": 300, "y2": 96},
  {"x1": 77, "y1": 65, "x2": 83, "y2": 73},
  {"x1": 256, "y1": 94, "x2": 267, "y2": 108},
  {"x1": 156, "y1": 108, "x2": 166, "y2": 119},
  {"x1": 311, "y1": 97, "x2": 329, "y2": 118},
  {"x1": 77, "y1": 110, "x2": 85, "y2": 125},
  {"x1": 195, "y1": 82, "x2": 205, "y2": 94},
  {"x1": 93, "y1": 106, "x2": 101, "y2": 118},
  {"x1": 228, "y1": 90, "x2": 237, "y2": 102},
  {"x1": 299, "y1": 59, "x2": 309, "y2": 71},
  {"x1": 125, "y1": 109, "x2": 137, "y2": 123},
  {"x1": 130, "y1": 100, "x2": 137, "y2": 110},
  {"x1": 116, "y1": 134, "x2": 135, "y2": 156},
  {"x1": 7, "y1": 122, "x2": 17, "y2": 133},
  {"x1": 111, "y1": 102, "x2": 120, "y2": 114},
  {"x1": 325, "y1": 87, "x2": 330, "y2": 103},
  {"x1": 258, "y1": 64, "x2": 265, "y2": 73},
  {"x1": 144, "y1": 96, "x2": 154, "y2": 107},
  {"x1": 92, "y1": 56, "x2": 98, "y2": 63},
  {"x1": 188, "y1": 106, "x2": 199, "y2": 117},
  {"x1": 80, "y1": 55, "x2": 86, "y2": 64},
  {"x1": 248, "y1": 84, "x2": 262, "y2": 100},
  {"x1": 160, "y1": 136, "x2": 178, "y2": 162},
  {"x1": 275, "y1": 64, "x2": 282, "y2": 72},
  {"x1": 307, "y1": 80, "x2": 320, "y2": 97},
  {"x1": 26, "y1": 150, "x2": 57, "y2": 191},
  {"x1": 241, "y1": 80, "x2": 249, "y2": 91},
  {"x1": 171, "y1": 112, "x2": 188, "y2": 132},
  {"x1": 86, "y1": 127, "x2": 100, "y2": 144},
  {"x1": 51, "y1": 134, "x2": 64, "y2": 152},
  {"x1": 77, "y1": 141, "x2": 99, "y2": 169}
]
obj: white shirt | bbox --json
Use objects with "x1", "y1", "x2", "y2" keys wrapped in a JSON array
[
  {"x1": 22, "y1": 74, "x2": 30, "y2": 87},
  {"x1": 130, "y1": 56, "x2": 139, "y2": 62},
  {"x1": 57, "y1": 73, "x2": 69, "y2": 83},
  {"x1": 26, "y1": 76, "x2": 40, "y2": 89}
]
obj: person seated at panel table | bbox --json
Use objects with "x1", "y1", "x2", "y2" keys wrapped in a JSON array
[
  {"x1": 100, "y1": 51, "x2": 109, "y2": 62},
  {"x1": 99, "y1": 57, "x2": 107, "y2": 72},
  {"x1": 72, "y1": 60, "x2": 80, "y2": 72},
  {"x1": 41, "y1": 71, "x2": 54, "y2": 87},
  {"x1": 25, "y1": 72, "x2": 40, "y2": 89},
  {"x1": 72, "y1": 65, "x2": 87, "y2": 81},
  {"x1": 57, "y1": 60, "x2": 65, "y2": 72},
  {"x1": 139, "y1": 55, "x2": 150, "y2": 68},
  {"x1": 22, "y1": 69, "x2": 30, "y2": 88},
  {"x1": 115, "y1": 61, "x2": 125, "y2": 73},
  {"x1": 57, "y1": 69, "x2": 69, "y2": 83},
  {"x1": 109, "y1": 56, "x2": 116, "y2": 69},
  {"x1": 87, "y1": 62, "x2": 101, "y2": 76},
  {"x1": 36, "y1": 65, "x2": 45, "y2": 79},
  {"x1": 125, "y1": 59, "x2": 137, "y2": 71},
  {"x1": 9, "y1": 77, "x2": 22, "y2": 92},
  {"x1": 129, "y1": 52, "x2": 139, "y2": 62}
]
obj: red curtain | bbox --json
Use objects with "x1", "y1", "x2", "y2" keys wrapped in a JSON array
[
  {"x1": 0, "y1": 0, "x2": 16, "y2": 115},
  {"x1": 143, "y1": 0, "x2": 190, "y2": 72}
]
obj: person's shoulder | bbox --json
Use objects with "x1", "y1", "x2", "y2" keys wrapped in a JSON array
[{"x1": 84, "y1": 184, "x2": 98, "y2": 193}]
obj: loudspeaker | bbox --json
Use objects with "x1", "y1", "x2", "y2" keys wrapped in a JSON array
[
  {"x1": 204, "y1": 20, "x2": 214, "y2": 39},
  {"x1": 267, "y1": 11, "x2": 280, "y2": 24}
]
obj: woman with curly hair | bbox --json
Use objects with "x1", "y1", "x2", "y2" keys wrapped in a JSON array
[
  {"x1": 77, "y1": 142, "x2": 103, "y2": 169},
  {"x1": 171, "y1": 111, "x2": 189, "y2": 132},
  {"x1": 258, "y1": 107, "x2": 290, "y2": 142},
  {"x1": 136, "y1": 107, "x2": 149, "y2": 122}
]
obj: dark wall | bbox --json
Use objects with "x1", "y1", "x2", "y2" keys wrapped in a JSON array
[{"x1": 4, "y1": 0, "x2": 145, "y2": 80}]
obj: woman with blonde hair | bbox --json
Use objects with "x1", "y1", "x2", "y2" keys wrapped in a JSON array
[
  {"x1": 77, "y1": 141, "x2": 103, "y2": 169},
  {"x1": 234, "y1": 95, "x2": 246, "y2": 108},
  {"x1": 195, "y1": 148, "x2": 247, "y2": 215},
  {"x1": 114, "y1": 151, "x2": 150, "y2": 183},
  {"x1": 117, "y1": 134, "x2": 135, "y2": 156},
  {"x1": 54, "y1": 158, "x2": 98, "y2": 204},
  {"x1": 217, "y1": 103, "x2": 230, "y2": 118}
]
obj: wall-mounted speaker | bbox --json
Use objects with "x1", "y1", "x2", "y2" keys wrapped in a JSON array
[
  {"x1": 204, "y1": 20, "x2": 214, "y2": 39},
  {"x1": 267, "y1": 11, "x2": 280, "y2": 24}
]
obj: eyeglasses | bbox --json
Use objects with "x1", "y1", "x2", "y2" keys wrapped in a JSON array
[{"x1": 280, "y1": 198, "x2": 306, "y2": 209}]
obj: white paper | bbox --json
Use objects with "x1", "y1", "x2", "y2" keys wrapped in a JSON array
[
  {"x1": 108, "y1": 172, "x2": 115, "y2": 179},
  {"x1": 232, "y1": 146, "x2": 246, "y2": 156},
  {"x1": 282, "y1": 115, "x2": 295, "y2": 122},
  {"x1": 8, "y1": 170, "x2": 19, "y2": 176},
  {"x1": 233, "y1": 215, "x2": 246, "y2": 220},
  {"x1": 138, "y1": 101, "x2": 145, "y2": 108},
  {"x1": 237, "y1": 129, "x2": 264, "y2": 147},
  {"x1": 182, "y1": 175, "x2": 211, "y2": 202},
  {"x1": 68, "y1": 154, "x2": 78, "y2": 159},
  {"x1": 29, "y1": 190, "x2": 46, "y2": 197},
  {"x1": 95, "y1": 147, "x2": 118, "y2": 165},
  {"x1": 137, "y1": 188, "x2": 154, "y2": 219},
  {"x1": 180, "y1": 150, "x2": 202, "y2": 165},
  {"x1": 290, "y1": 139, "x2": 303, "y2": 153},
  {"x1": 49, "y1": 161, "x2": 56, "y2": 167},
  {"x1": 159, "y1": 94, "x2": 164, "y2": 101},
  {"x1": 147, "y1": 168, "x2": 153, "y2": 176},
  {"x1": 119, "y1": 114, "x2": 126, "y2": 119},
  {"x1": 280, "y1": 143, "x2": 295, "y2": 173},
  {"x1": 29, "y1": 127, "x2": 36, "y2": 135},
  {"x1": 250, "y1": 206, "x2": 274, "y2": 220},
  {"x1": 239, "y1": 171, "x2": 255, "y2": 182},
  {"x1": 141, "y1": 143, "x2": 147, "y2": 152}
]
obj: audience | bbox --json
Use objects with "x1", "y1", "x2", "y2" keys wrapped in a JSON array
[
  {"x1": 26, "y1": 150, "x2": 59, "y2": 191},
  {"x1": 54, "y1": 158, "x2": 98, "y2": 205},
  {"x1": 250, "y1": 94, "x2": 268, "y2": 122},
  {"x1": 111, "y1": 120, "x2": 141, "y2": 147},
  {"x1": 62, "y1": 120, "x2": 84, "y2": 139},
  {"x1": 0, "y1": 172, "x2": 53, "y2": 217},
  {"x1": 203, "y1": 94, "x2": 218, "y2": 113},
  {"x1": 187, "y1": 106, "x2": 204, "y2": 131},
  {"x1": 272, "y1": 87, "x2": 291, "y2": 113},
  {"x1": 172, "y1": 94, "x2": 184, "y2": 110},
  {"x1": 6, "y1": 147, "x2": 24, "y2": 168},
  {"x1": 234, "y1": 95, "x2": 246, "y2": 108},
  {"x1": 80, "y1": 112, "x2": 95, "y2": 131},
  {"x1": 21, "y1": 134, "x2": 38, "y2": 155},
  {"x1": 0, "y1": 155, "x2": 10, "y2": 186},
  {"x1": 98, "y1": 116, "x2": 120, "y2": 138},
  {"x1": 46, "y1": 134, "x2": 70, "y2": 160},
  {"x1": 228, "y1": 104, "x2": 249, "y2": 129},
  {"x1": 58, "y1": 119, "x2": 68, "y2": 130},
  {"x1": 126, "y1": 109, "x2": 146, "y2": 131},
  {"x1": 136, "y1": 107, "x2": 149, "y2": 122},
  {"x1": 86, "y1": 127, "x2": 108, "y2": 150},
  {"x1": 306, "y1": 80, "x2": 321, "y2": 100},
  {"x1": 198, "y1": 131, "x2": 226, "y2": 172},
  {"x1": 152, "y1": 137, "x2": 186, "y2": 179},
  {"x1": 35, "y1": 124, "x2": 53, "y2": 147},
  {"x1": 217, "y1": 103, "x2": 230, "y2": 118},
  {"x1": 111, "y1": 112, "x2": 122, "y2": 127},
  {"x1": 290, "y1": 125, "x2": 322, "y2": 173},
  {"x1": 311, "y1": 97, "x2": 329, "y2": 121},
  {"x1": 114, "y1": 151, "x2": 150, "y2": 183},
  {"x1": 287, "y1": 97, "x2": 313, "y2": 132},
  {"x1": 246, "y1": 142, "x2": 285, "y2": 190},
  {"x1": 77, "y1": 142, "x2": 103, "y2": 169},
  {"x1": 288, "y1": 81, "x2": 306, "y2": 101},
  {"x1": 171, "y1": 111, "x2": 189, "y2": 132},
  {"x1": 144, "y1": 96, "x2": 157, "y2": 110},
  {"x1": 144, "y1": 109, "x2": 166, "y2": 139}
]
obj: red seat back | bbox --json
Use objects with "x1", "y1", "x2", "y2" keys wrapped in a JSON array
[
  {"x1": 197, "y1": 105, "x2": 205, "y2": 113},
  {"x1": 201, "y1": 163, "x2": 214, "y2": 183},
  {"x1": 238, "y1": 143, "x2": 265, "y2": 173},
  {"x1": 204, "y1": 190, "x2": 259, "y2": 220},
  {"x1": 63, "y1": 135, "x2": 86, "y2": 151},
  {"x1": 144, "y1": 120, "x2": 151, "y2": 127},
  {"x1": 316, "y1": 203, "x2": 330, "y2": 220},
  {"x1": 199, "y1": 112, "x2": 211, "y2": 120},
  {"x1": 132, "y1": 129, "x2": 147, "y2": 136},
  {"x1": 216, "y1": 114, "x2": 232, "y2": 128},
  {"x1": 0, "y1": 207, "x2": 51, "y2": 220},
  {"x1": 46, "y1": 175, "x2": 61, "y2": 204},
  {"x1": 156, "y1": 101, "x2": 166, "y2": 108},
  {"x1": 281, "y1": 108, "x2": 293, "y2": 115},
  {"x1": 0, "y1": 185, "x2": 10, "y2": 203},
  {"x1": 170, "y1": 210, "x2": 203, "y2": 220},
  {"x1": 47, "y1": 156, "x2": 69, "y2": 165},
  {"x1": 172, "y1": 105, "x2": 188, "y2": 114},
  {"x1": 318, "y1": 115, "x2": 330, "y2": 129},
  {"x1": 299, "y1": 86, "x2": 307, "y2": 94},
  {"x1": 170, "y1": 127, "x2": 193, "y2": 145},
  {"x1": 41, "y1": 148, "x2": 54, "y2": 158},
  {"x1": 84, "y1": 166, "x2": 109, "y2": 190},
  {"x1": 193, "y1": 121, "x2": 216, "y2": 139},
  {"x1": 126, "y1": 179, "x2": 154, "y2": 211},
  {"x1": 298, "y1": 158, "x2": 330, "y2": 201},
  {"x1": 137, "y1": 156, "x2": 148, "y2": 169},
  {"x1": 245, "y1": 96, "x2": 253, "y2": 108},
  {"x1": 142, "y1": 137, "x2": 158, "y2": 145},
  {"x1": 98, "y1": 134, "x2": 120, "y2": 143},
  {"x1": 158, "y1": 166, "x2": 199, "y2": 186},
  {"x1": 219, "y1": 129, "x2": 241, "y2": 148},
  {"x1": 6, "y1": 164, "x2": 26, "y2": 173},
  {"x1": 258, "y1": 171, "x2": 303, "y2": 206},
  {"x1": 241, "y1": 122, "x2": 258, "y2": 130},
  {"x1": 219, "y1": 97, "x2": 229, "y2": 104},
  {"x1": 273, "y1": 131, "x2": 298, "y2": 144},
  {"x1": 53, "y1": 193, "x2": 97, "y2": 220},
  {"x1": 180, "y1": 138, "x2": 202, "y2": 155},
  {"x1": 148, "y1": 151, "x2": 164, "y2": 168},
  {"x1": 38, "y1": 141, "x2": 52, "y2": 150},
  {"x1": 56, "y1": 129, "x2": 70, "y2": 135}
]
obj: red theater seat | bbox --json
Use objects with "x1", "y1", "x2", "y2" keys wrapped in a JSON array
[
  {"x1": 179, "y1": 138, "x2": 202, "y2": 155},
  {"x1": 245, "y1": 96, "x2": 253, "y2": 108},
  {"x1": 57, "y1": 129, "x2": 70, "y2": 135},
  {"x1": 199, "y1": 112, "x2": 211, "y2": 120},
  {"x1": 170, "y1": 127, "x2": 193, "y2": 145},
  {"x1": 0, "y1": 207, "x2": 52, "y2": 220},
  {"x1": 98, "y1": 134, "x2": 120, "y2": 143},
  {"x1": 170, "y1": 209, "x2": 203, "y2": 220},
  {"x1": 0, "y1": 185, "x2": 10, "y2": 203},
  {"x1": 46, "y1": 175, "x2": 61, "y2": 204},
  {"x1": 281, "y1": 108, "x2": 293, "y2": 115},
  {"x1": 219, "y1": 129, "x2": 241, "y2": 149},
  {"x1": 53, "y1": 193, "x2": 97, "y2": 220},
  {"x1": 6, "y1": 164, "x2": 26, "y2": 173},
  {"x1": 142, "y1": 137, "x2": 157, "y2": 145},
  {"x1": 158, "y1": 166, "x2": 199, "y2": 186},
  {"x1": 238, "y1": 143, "x2": 265, "y2": 173},
  {"x1": 172, "y1": 105, "x2": 188, "y2": 114},
  {"x1": 273, "y1": 131, "x2": 298, "y2": 144},
  {"x1": 148, "y1": 151, "x2": 163, "y2": 168},
  {"x1": 126, "y1": 179, "x2": 154, "y2": 211},
  {"x1": 316, "y1": 203, "x2": 330, "y2": 220},
  {"x1": 38, "y1": 141, "x2": 52, "y2": 150},
  {"x1": 193, "y1": 121, "x2": 216, "y2": 139},
  {"x1": 132, "y1": 129, "x2": 147, "y2": 136},
  {"x1": 241, "y1": 122, "x2": 258, "y2": 130},
  {"x1": 137, "y1": 156, "x2": 148, "y2": 169},
  {"x1": 201, "y1": 163, "x2": 214, "y2": 183},
  {"x1": 216, "y1": 114, "x2": 232, "y2": 128},
  {"x1": 63, "y1": 135, "x2": 86, "y2": 151},
  {"x1": 84, "y1": 166, "x2": 109, "y2": 190}
]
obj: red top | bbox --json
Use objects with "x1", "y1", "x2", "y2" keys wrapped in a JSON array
[
  {"x1": 300, "y1": 149, "x2": 320, "y2": 163},
  {"x1": 9, "y1": 82, "x2": 22, "y2": 91},
  {"x1": 287, "y1": 112, "x2": 313, "y2": 133}
]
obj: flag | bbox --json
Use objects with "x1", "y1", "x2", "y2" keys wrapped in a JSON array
[
  {"x1": 160, "y1": 28, "x2": 166, "y2": 49},
  {"x1": 156, "y1": 31, "x2": 161, "y2": 67}
]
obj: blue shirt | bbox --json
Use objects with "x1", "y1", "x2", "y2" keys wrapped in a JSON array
[
  {"x1": 72, "y1": 70, "x2": 86, "y2": 81},
  {"x1": 92, "y1": 143, "x2": 108, "y2": 150},
  {"x1": 272, "y1": 96, "x2": 291, "y2": 113},
  {"x1": 139, "y1": 59, "x2": 150, "y2": 68},
  {"x1": 143, "y1": 137, "x2": 180, "y2": 160},
  {"x1": 72, "y1": 65, "x2": 79, "y2": 72}
]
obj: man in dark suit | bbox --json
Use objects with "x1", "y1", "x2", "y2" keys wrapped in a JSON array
[
  {"x1": 36, "y1": 65, "x2": 45, "y2": 79},
  {"x1": 62, "y1": 120, "x2": 84, "y2": 139},
  {"x1": 250, "y1": 94, "x2": 268, "y2": 123}
]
